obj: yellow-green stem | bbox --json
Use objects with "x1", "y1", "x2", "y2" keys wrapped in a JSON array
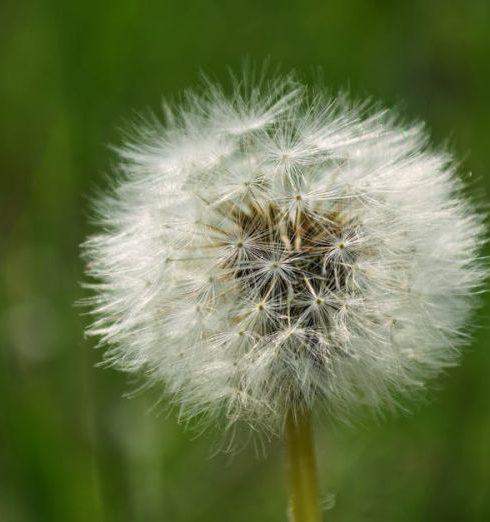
[{"x1": 286, "y1": 409, "x2": 322, "y2": 522}]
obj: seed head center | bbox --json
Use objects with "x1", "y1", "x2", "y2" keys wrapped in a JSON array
[{"x1": 221, "y1": 201, "x2": 353, "y2": 339}]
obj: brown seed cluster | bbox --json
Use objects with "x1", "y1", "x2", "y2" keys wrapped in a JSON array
[{"x1": 218, "y1": 199, "x2": 355, "y2": 339}]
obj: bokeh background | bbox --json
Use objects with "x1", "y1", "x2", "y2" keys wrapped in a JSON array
[{"x1": 1, "y1": 1, "x2": 490, "y2": 521}]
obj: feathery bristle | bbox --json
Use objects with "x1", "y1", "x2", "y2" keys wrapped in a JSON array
[{"x1": 82, "y1": 74, "x2": 486, "y2": 436}]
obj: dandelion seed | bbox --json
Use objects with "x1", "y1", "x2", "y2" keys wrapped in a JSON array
[{"x1": 84, "y1": 74, "x2": 485, "y2": 430}]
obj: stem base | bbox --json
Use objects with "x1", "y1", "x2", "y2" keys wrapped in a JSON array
[{"x1": 286, "y1": 409, "x2": 322, "y2": 522}]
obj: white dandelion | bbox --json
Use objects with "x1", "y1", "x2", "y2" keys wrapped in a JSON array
[{"x1": 83, "y1": 73, "x2": 486, "y2": 521}]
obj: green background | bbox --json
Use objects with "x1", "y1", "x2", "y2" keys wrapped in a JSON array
[{"x1": 1, "y1": 1, "x2": 489, "y2": 521}]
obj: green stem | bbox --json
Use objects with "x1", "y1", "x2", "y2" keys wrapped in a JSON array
[{"x1": 286, "y1": 408, "x2": 322, "y2": 522}]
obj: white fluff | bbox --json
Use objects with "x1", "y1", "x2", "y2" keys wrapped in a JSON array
[{"x1": 83, "y1": 75, "x2": 486, "y2": 435}]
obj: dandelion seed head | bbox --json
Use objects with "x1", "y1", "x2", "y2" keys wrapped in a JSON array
[{"x1": 83, "y1": 73, "x2": 486, "y2": 436}]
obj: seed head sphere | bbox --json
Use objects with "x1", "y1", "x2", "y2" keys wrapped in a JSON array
[{"x1": 84, "y1": 75, "x2": 485, "y2": 434}]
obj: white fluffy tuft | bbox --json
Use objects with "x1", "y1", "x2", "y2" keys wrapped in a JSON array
[{"x1": 83, "y1": 75, "x2": 486, "y2": 436}]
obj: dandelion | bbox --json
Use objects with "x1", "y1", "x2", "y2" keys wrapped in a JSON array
[{"x1": 83, "y1": 73, "x2": 485, "y2": 522}]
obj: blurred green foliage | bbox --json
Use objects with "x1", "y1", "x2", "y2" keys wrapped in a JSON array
[{"x1": 1, "y1": 1, "x2": 489, "y2": 521}]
